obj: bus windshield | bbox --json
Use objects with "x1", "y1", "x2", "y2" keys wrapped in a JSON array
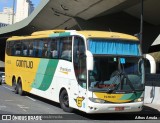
[
  {"x1": 87, "y1": 38, "x2": 144, "y2": 93},
  {"x1": 89, "y1": 56, "x2": 145, "y2": 93}
]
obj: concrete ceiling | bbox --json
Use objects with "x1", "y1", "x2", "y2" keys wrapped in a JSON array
[
  {"x1": 31, "y1": 0, "x2": 129, "y2": 30},
  {"x1": 125, "y1": 0, "x2": 160, "y2": 25},
  {"x1": 0, "y1": 0, "x2": 160, "y2": 35}
]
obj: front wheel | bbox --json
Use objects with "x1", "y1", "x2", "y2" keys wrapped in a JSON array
[{"x1": 59, "y1": 89, "x2": 73, "y2": 113}]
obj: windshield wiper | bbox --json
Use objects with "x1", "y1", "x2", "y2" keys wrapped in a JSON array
[
  {"x1": 107, "y1": 57, "x2": 136, "y2": 93},
  {"x1": 107, "y1": 71, "x2": 136, "y2": 93},
  {"x1": 122, "y1": 73, "x2": 136, "y2": 93}
]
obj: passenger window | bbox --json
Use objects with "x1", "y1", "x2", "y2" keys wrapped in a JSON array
[
  {"x1": 60, "y1": 37, "x2": 72, "y2": 61},
  {"x1": 42, "y1": 40, "x2": 49, "y2": 58},
  {"x1": 37, "y1": 40, "x2": 43, "y2": 57},
  {"x1": 22, "y1": 41, "x2": 28, "y2": 56},
  {"x1": 49, "y1": 39, "x2": 58, "y2": 58},
  {"x1": 28, "y1": 41, "x2": 34, "y2": 56},
  {"x1": 32, "y1": 41, "x2": 39, "y2": 57},
  {"x1": 14, "y1": 42, "x2": 22, "y2": 56},
  {"x1": 6, "y1": 41, "x2": 14, "y2": 56}
]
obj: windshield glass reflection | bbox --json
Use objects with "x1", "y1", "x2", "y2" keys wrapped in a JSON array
[{"x1": 89, "y1": 56, "x2": 144, "y2": 93}]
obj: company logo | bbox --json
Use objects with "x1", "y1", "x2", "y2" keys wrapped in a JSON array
[{"x1": 74, "y1": 97, "x2": 85, "y2": 107}]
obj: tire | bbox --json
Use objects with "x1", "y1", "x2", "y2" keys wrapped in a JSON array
[
  {"x1": 59, "y1": 89, "x2": 73, "y2": 113},
  {"x1": 12, "y1": 78, "x2": 18, "y2": 94},
  {"x1": 17, "y1": 79, "x2": 24, "y2": 96},
  {"x1": 0, "y1": 79, "x2": 2, "y2": 85}
]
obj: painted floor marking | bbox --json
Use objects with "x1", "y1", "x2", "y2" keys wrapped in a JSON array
[
  {"x1": 25, "y1": 96, "x2": 36, "y2": 101},
  {"x1": 2, "y1": 85, "x2": 13, "y2": 91}
]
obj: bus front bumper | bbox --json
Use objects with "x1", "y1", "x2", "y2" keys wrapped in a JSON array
[{"x1": 86, "y1": 101, "x2": 143, "y2": 114}]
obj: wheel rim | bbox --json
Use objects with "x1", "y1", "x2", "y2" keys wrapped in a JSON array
[
  {"x1": 62, "y1": 94, "x2": 69, "y2": 107},
  {"x1": 17, "y1": 79, "x2": 22, "y2": 94},
  {"x1": 18, "y1": 84, "x2": 22, "y2": 93}
]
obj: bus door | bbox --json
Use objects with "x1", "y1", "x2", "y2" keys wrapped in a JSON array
[{"x1": 72, "y1": 36, "x2": 87, "y2": 109}]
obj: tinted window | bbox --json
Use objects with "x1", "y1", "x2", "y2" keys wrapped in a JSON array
[
  {"x1": 6, "y1": 37, "x2": 73, "y2": 61},
  {"x1": 73, "y1": 36, "x2": 87, "y2": 88},
  {"x1": 60, "y1": 37, "x2": 72, "y2": 61},
  {"x1": 14, "y1": 41, "x2": 22, "y2": 56},
  {"x1": 49, "y1": 39, "x2": 58, "y2": 59},
  {"x1": 6, "y1": 41, "x2": 14, "y2": 56},
  {"x1": 22, "y1": 41, "x2": 29, "y2": 56}
]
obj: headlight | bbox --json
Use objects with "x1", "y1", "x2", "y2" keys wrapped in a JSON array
[
  {"x1": 89, "y1": 97, "x2": 106, "y2": 103},
  {"x1": 134, "y1": 97, "x2": 144, "y2": 102}
]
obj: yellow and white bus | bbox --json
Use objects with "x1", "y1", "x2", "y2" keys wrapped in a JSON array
[{"x1": 5, "y1": 30, "x2": 145, "y2": 113}]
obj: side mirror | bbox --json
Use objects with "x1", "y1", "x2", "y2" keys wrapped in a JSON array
[
  {"x1": 86, "y1": 50, "x2": 94, "y2": 70},
  {"x1": 144, "y1": 54, "x2": 156, "y2": 74}
]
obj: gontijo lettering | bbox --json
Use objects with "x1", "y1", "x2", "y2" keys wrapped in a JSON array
[{"x1": 16, "y1": 60, "x2": 33, "y2": 69}]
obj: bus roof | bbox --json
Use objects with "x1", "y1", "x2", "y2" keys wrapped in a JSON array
[
  {"x1": 7, "y1": 30, "x2": 139, "y2": 41},
  {"x1": 77, "y1": 31, "x2": 139, "y2": 41}
]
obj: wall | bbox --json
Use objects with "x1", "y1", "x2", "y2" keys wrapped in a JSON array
[{"x1": 144, "y1": 74, "x2": 160, "y2": 105}]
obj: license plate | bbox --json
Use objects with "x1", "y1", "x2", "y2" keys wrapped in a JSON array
[{"x1": 115, "y1": 107, "x2": 124, "y2": 111}]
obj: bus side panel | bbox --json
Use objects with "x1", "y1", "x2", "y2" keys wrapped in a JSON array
[
  {"x1": 51, "y1": 60, "x2": 88, "y2": 112},
  {"x1": 5, "y1": 55, "x2": 13, "y2": 86},
  {"x1": 5, "y1": 55, "x2": 86, "y2": 112},
  {"x1": 5, "y1": 55, "x2": 40, "y2": 92},
  {"x1": 29, "y1": 60, "x2": 76, "y2": 103}
]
